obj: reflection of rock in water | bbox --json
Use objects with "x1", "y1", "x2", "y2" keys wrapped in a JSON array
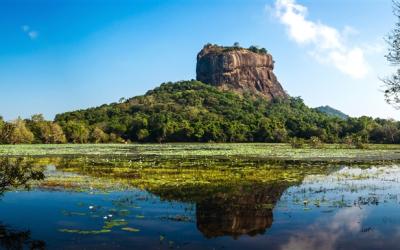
[{"x1": 196, "y1": 184, "x2": 287, "y2": 239}]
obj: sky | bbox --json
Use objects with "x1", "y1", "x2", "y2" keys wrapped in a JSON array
[{"x1": 0, "y1": 0, "x2": 397, "y2": 120}]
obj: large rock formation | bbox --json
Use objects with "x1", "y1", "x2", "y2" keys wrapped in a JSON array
[{"x1": 196, "y1": 44, "x2": 288, "y2": 100}]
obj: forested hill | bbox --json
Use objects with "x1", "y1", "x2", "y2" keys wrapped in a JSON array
[
  {"x1": 315, "y1": 106, "x2": 349, "y2": 120},
  {"x1": 53, "y1": 80, "x2": 398, "y2": 144}
]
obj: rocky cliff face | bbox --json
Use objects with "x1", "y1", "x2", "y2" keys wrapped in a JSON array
[{"x1": 196, "y1": 44, "x2": 288, "y2": 100}]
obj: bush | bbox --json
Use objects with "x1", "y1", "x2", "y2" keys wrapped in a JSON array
[
  {"x1": 248, "y1": 45, "x2": 268, "y2": 54},
  {"x1": 290, "y1": 137, "x2": 305, "y2": 149},
  {"x1": 341, "y1": 135, "x2": 369, "y2": 149},
  {"x1": 309, "y1": 136, "x2": 323, "y2": 148},
  {"x1": 353, "y1": 136, "x2": 369, "y2": 149},
  {"x1": 341, "y1": 136, "x2": 354, "y2": 148}
]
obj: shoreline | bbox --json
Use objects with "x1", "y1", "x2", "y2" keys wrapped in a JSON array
[{"x1": 0, "y1": 143, "x2": 399, "y2": 164}]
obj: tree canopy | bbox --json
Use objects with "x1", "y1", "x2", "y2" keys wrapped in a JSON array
[
  {"x1": 53, "y1": 80, "x2": 400, "y2": 144},
  {"x1": 0, "y1": 80, "x2": 399, "y2": 144},
  {"x1": 383, "y1": 0, "x2": 400, "y2": 107}
]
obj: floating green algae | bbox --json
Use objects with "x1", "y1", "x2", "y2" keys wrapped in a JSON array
[
  {"x1": 121, "y1": 227, "x2": 140, "y2": 233},
  {"x1": 59, "y1": 229, "x2": 111, "y2": 234},
  {"x1": 103, "y1": 219, "x2": 128, "y2": 229}
]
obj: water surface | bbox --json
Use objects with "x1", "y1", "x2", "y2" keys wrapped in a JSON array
[{"x1": 1, "y1": 157, "x2": 400, "y2": 249}]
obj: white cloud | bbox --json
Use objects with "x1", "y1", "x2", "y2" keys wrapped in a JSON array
[
  {"x1": 362, "y1": 41, "x2": 385, "y2": 54},
  {"x1": 28, "y1": 31, "x2": 38, "y2": 39},
  {"x1": 272, "y1": 0, "x2": 369, "y2": 79},
  {"x1": 21, "y1": 25, "x2": 39, "y2": 40},
  {"x1": 281, "y1": 207, "x2": 366, "y2": 250}
]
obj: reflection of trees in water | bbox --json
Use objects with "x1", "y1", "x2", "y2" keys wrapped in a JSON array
[
  {"x1": 12, "y1": 156, "x2": 335, "y2": 240},
  {"x1": 196, "y1": 184, "x2": 288, "y2": 239},
  {"x1": 0, "y1": 158, "x2": 45, "y2": 195},
  {"x1": 0, "y1": 158, "x2": 46, "y2": 249},
  {"x1": 0, "y1": 223, "x2": 45, "y2": 250}
]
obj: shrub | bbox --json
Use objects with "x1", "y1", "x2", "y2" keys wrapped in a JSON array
[
  {"x1": 248, "y1": 45, "x2": 268, "y2": 54},
  {"x1": 309, "y1": 136, "x2": 323, "y2": 148},
  {"x1": 353, "y1": 136, "x2": 369, "y2": 149},
  {"x1": 342, "y1": 135, "x2": 369, "y2": 149},
  {"x1": 290, "y1": 137, "x2": 305, "y2": 149},
  {"x1": 342, "y1": 136, "x2": 354, "y2": 148}
]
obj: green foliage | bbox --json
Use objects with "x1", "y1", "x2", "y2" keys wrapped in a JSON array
[
  {"x1": 63, "y1": 121, "x2": 89, "y2": 143},
  {"x1": 90, "y1": 127, "x2": 109, "y2": 143},
  {"x1": 383, "y1": 1, "x2": 400, "y2": 107},
  {"x1": 8, "y1": 118, "x2": 34, "y2": 144},
  {"x1": 0, "y1": 158, "x2": 45, "y2": 194},
  {"x1": 26, "y1": 114, "x2": 66, "y2": 144},
  {"x1": 341, "y1": 135, "x2": 369, "y2": 149},
  {"x1": 309, "y1": 136, "x2": 323, "y2": 149},
  {"x1": 0, "y1": 121, "x2": 13, "y2": 144},
  {"x1": 203, "y1": 43, "x2": 268, "y2": 55},
  {"x1": 50, "y1": 123, "x2": 67, "y2": 144},
  {"x1": 0, "y1": 81, "x2": 400, "y2": 144},
  {"x1": 248, "y1": 45, "x2": 268, "y2": 54},
  {"x1": 352, "y1": 135, "x2": 369, "y2": 149},
  {"x1": 52, "y1": 80, "x2": 400, "y2": 144},
  {"x1": 289, "y1": 137, "x2": 306, "y2": 149}
]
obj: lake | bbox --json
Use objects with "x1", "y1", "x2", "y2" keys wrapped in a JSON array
[{"x1": 1, "y1": 156, "x2": 400, "y2": 249}]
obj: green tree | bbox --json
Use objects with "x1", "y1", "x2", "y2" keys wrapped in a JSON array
[
  {"x1": 383, "y1": 1, "x2": 400, "y2": 107},
  {"x1": 9, "y1": 118, "x2": 34, "y2": 144},
  {"x1": 63, "y1": 121, "x2": 89, "y2": 143},
  {"x1": 109, "y1": 133, "x2": 125, "y2": 143},
  {"x1": 50, "y1": 123, "x2": 67, "y2": 144},
  {"x1": 90, "y1": 127, "x2": 109, "y2": 143},
  {"x1": 31, "y1": 114, "x2": 45, "y2": 123},
  {"x1": 51, "y1": 80, "x2": 400, "y2": 144},
  {"x1": 0, "y1": 117, "x2": 4, "y2": 141},
  {"x1": 26, "y1": 114, "x2": 67, "y2": 144},
  {"x1": 137, "y1": 129, "x2": 150, "y2": 141},
  {"x1": 0, "y1": 119, "x2": 13, "y2": 144},
  {"x1": 382, "y1": 121, "x2": 399, "y2": 143}
]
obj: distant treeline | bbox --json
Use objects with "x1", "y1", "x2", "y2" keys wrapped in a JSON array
[{"x1": 0, "y1": 81, "x2": 399, "y2": 144}]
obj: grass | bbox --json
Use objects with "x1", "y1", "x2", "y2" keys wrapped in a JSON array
[{"x1": 0, "y1": 143, "x2": 400, "y2": 163}]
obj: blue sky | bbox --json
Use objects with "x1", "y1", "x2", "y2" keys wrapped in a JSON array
[{"x1": 0, "y1": 0, "x2": 397, "y2": 120}]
